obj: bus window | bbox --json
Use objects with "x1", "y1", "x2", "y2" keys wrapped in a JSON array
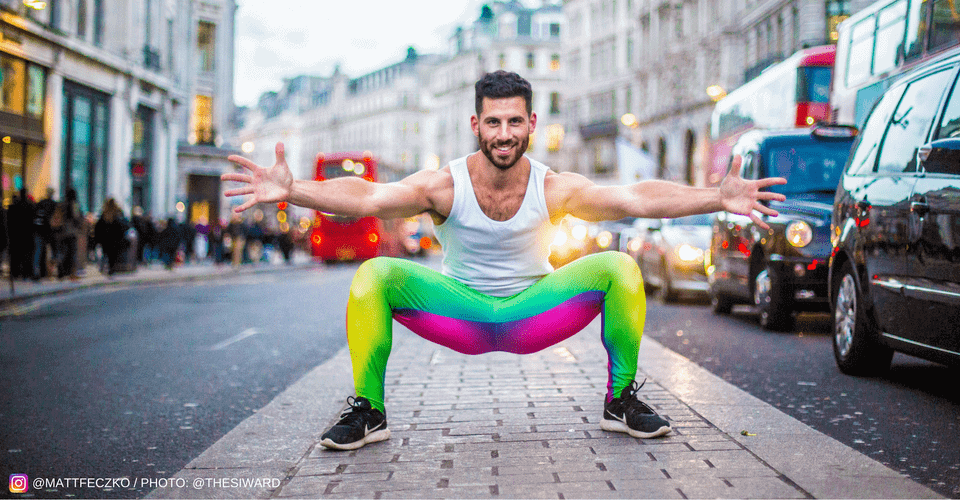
[
  {"x1": 930, "y1": 0, "x2": 960, "y2": 53},
  {"x1": 874, "y1": 0, "x2": 908, "y2": 75},
  {"x1": 904, "y1": 0, "x2": 927, "y2": 61},
  {"x1": 848, "y1": 17, "x2": 878, "y2": 87},
  {"x1": 798, "y1": 66, "x2": 832, "y2": 102}
]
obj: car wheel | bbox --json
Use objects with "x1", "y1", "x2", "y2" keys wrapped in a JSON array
[
  {"x1": 710, "y1": 289, "x2": 734, "y2": 314},
  {"x1": 753, "y1": 264, "x2": 794, "y2": 331},
  {"x1": 833, "y1": 262, "x2": 893, "y2": 375}
]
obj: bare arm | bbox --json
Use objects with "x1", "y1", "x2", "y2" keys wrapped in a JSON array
[
  {"x1": 554, "y1": 155, "x2": 787, "y2": 230},
  {"x1": 222, "y1": 142, "x2": 435, "y2": 219}
]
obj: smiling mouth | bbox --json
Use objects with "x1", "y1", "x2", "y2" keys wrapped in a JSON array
[{"x1": 494, "y1": 145, "x2": 514, "y2": 155}]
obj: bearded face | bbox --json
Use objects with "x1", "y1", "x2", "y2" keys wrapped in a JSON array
[{"x1": 472, "y1": 96, "x2": 536, "y2": 171}]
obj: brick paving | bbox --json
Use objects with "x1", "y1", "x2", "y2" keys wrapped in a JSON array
[{"x1": 273, "y1": 327, "x2": 818, "y2": 499}]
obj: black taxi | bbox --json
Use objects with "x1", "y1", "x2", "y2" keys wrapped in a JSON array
[
  {"x1": 706, "y1": 125, "x2": 857, "y2": 330},
  {"x1": 830, "y1": 47, "x2": 960, "y2": 374}
]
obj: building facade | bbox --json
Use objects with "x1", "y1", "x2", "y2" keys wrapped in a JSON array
[
  {"x1": 175, "y1": 0, "x2": 239, "y2": 226},
  {"x1": 0, "y1": 0, "x2": 236, "y2": 225},
  {"x1": 561, "y1": 0, "x2": 862, "y2": 187}
]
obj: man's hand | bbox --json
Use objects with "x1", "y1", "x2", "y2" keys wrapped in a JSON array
[
  {"x1": 222, "y1": 142, "x2": 294, "y2": 213},
  {"x1": 719, "y1": 154, "x2": 787, "y2": 231}
]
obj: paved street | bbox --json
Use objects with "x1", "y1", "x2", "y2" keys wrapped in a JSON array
[{"x1": 0, "y1": 256, "x2": 953, "y2": 498}]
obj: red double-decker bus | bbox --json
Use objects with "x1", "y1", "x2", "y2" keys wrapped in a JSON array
[
  {"x1": 310, "y1": 152, "x2": 382, "y2": 263},
  {"x1": 708, "y1": 45, "x2": 836, "y2": 184}
]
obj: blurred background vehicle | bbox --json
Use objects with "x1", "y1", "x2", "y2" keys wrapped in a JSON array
[
  {"x1": 549, "y1": 215, "x2": 592, "y2": 268},
  {"x1": 830, "y1": 47, "x2": 960, "y2": 375},
  {"x1": 310, "y1": 152, "x2": 382, "y2": 264},
  {"x1": 637, "y1": 214, "x2": 713, "y2": 302},
  {"x1": 706, "y1": 125, "x2": 857, "y2": 330}
]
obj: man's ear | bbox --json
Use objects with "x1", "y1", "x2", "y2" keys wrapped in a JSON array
[
  {"x1": 470, "y1": 114, "x2": 480, "y2": 137},
  {"x1": 529, "y1": 112, "x2": 537, "y2": 134}
]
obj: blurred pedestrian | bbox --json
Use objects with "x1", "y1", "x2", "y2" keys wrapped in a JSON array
[
  {"x1": 208, "y1": 219, "x2": 225, "y2": 265},
  {"x1": 226, "y1": 214, "x2": 246, "y2": 268},
  {"x1": 277, "y1": 226, "x2": 294, "y2": 264},
  {"x1": 32, "y1": 187, "x2": 57, "y2": 280},
  {"x1": 8, "y1": 188, "x2": 36, "y2": 279},
  {"x1": 51, "y1": 188, "x2": 81, "y2": 280},
  {"x1": 131, "y1": 206, "x2": 152, "y2": 264},
  {"x1": 224, "y1": 70, "x2": 788, "y2": 451},
  {"x1": 94, "y1": 198, "x2": 126, "y2": 275},
  {"x1": 181, "y1": 219, "x2": 197, "y2": 263},
  {"x1": 158, "y1": 217, "x2": 181, "y2": 270}
]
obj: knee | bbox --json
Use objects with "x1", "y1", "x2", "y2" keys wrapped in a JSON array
[
  {"x1": 351, "y1": 257, "x2": 399, "y2": 299},
  {"x1": 592, "y1": 251, "x2": 642, "y2": 289}
]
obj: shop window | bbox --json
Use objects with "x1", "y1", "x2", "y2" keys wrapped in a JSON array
[{"x1": 62, "y1": 81, "x2": 110, "y2": 213}]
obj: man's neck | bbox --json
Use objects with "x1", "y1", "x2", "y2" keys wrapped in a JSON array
[{"x1": 468, "y1": 152, "x2": 530, "y2": 190}]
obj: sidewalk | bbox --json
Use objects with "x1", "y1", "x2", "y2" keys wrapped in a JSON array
[
  {"x1": 147, "y1": 316, "x2": 943, "y2": 498},
  {"x1": 0, "y1": 251, "x2": 317, "y2": 309}
]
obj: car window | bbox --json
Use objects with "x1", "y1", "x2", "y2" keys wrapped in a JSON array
[
  {"x1": 934, "y1": 74, "x2": 960, "y2": 140},
  {"x1": 764, "y1": 141, "x2": 853, "y2": 194},
  {"x1": 846, "y1": 85, "x2": 905, "y2": 175},
  {"x1": 876, "y1": 69, "x2": 954, "y2": 174}
]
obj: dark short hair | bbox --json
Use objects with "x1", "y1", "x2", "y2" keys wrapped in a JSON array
[{"x1": 475, "y1": 70, "x2": 533, "y2": 117}]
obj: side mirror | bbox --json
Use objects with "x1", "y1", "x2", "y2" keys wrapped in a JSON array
[{"x1": 919, "y1": 138, "x2": 960, "y2": 175}]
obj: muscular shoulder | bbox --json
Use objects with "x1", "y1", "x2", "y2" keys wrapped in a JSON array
[
  {"x1": 399, "y1": 166, "x2": 454, "y2": 221},
  {"x1": 543, "y1": 170, "x2": 595, "y2": 222}
]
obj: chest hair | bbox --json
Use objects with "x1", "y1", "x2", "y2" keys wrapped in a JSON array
[{"x1": 473, "y1": 184, "x2": 527, "y2": 222}]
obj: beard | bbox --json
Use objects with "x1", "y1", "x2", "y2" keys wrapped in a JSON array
[{"x1": 478, "y1": 133, "x2": 529, "y2": 171}]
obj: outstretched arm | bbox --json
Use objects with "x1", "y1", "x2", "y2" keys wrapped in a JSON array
[
  {"x1": 555, "y1": 155, "x2": 787, "y2": 230},
  {"x1": 222, "y1": 142, "x2": 434, "y2": 219}
]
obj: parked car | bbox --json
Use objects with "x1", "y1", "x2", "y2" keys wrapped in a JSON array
[
  {"x1": 706, "y1": 125, "x2": 857, "y2": 330},
  {"x1": 829, "y1": 48, "x2": 960, "y2": 374},
  {"x1": 638, "y1": 214, "x2": 714, "y2": 302}
]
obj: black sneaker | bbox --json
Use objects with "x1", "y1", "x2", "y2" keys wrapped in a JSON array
[
  {"x1": 320, "y1": 396, "x2": 390, "y2": 450},
  {"x1": 600, "y1": 380, "x2": 671, "y2": 438}
]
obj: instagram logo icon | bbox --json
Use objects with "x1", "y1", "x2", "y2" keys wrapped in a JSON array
[{"x1": 9, "y1": 474, "x2": 28, "y2": 494}]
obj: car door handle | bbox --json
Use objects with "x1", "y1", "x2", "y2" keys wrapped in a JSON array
[{"x1": 911, "y1": 200, "x2": 930, "y2": 216}]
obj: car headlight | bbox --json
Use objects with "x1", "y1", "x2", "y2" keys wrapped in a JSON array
[
  {"x1": 596, "y1": 230, "x2": 613, "y2": 249},
  {"x1": 676, "y1": 243, "x2": 704, "y2": 262},
  {"x1": 571, "y1": 225, "x2": 588, "y2": 241},
  {"x1": 552, "y1": 230, "x2": 568, "y2": 247},
  {"x1": 786, "y1": 220, "x2": 813, "y2": 247}
]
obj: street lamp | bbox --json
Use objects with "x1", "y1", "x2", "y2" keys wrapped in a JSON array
[{"x1": 620, "y1": 113, "x2": 638, "y2": 129}]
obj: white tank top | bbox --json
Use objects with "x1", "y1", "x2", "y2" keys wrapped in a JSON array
[{"x1": 434, "y1": 153, "x2": 556, "y2": 297}]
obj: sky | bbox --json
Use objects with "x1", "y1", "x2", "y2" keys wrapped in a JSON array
[{"x1": 233, "y1": 0, "x2": 493, "y2": 107}]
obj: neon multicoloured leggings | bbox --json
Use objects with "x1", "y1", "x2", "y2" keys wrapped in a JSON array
[{"x1": 346, "y1": 251, "x2": 646, "y2": 412}]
